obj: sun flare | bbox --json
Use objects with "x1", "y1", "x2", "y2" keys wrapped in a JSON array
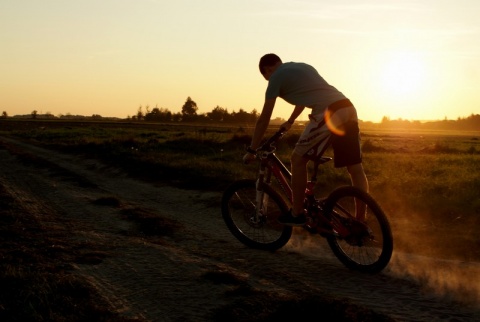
[{"x1": 379, "y1": 51, "x2": 427, "y2": 98}]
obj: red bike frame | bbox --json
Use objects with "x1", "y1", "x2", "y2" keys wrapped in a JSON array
[{"x1": 257, "y1": 151, "x2": 293, "y2": 203}]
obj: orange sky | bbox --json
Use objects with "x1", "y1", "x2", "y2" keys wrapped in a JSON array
[{"x1": 1, "y1": 0, "x2": 479, "y2": 122}]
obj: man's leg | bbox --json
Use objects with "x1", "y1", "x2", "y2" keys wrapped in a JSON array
[
  {"x1": 347, "y1": 163, "x2": 368, "y2": 192},
  {"x1": 291, "y1": 152, "x2": 309, "y2": 216},
  {"x1": 285, "y1": 111, "x2": 330, "y2": 224},
  {"x1": 346, "y1": 163, "x2": 369, "y2": 221}
]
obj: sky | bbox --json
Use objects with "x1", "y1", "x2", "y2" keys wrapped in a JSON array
[{"x1": 1, "y1": 0, "x2": 479, "y2": 122}]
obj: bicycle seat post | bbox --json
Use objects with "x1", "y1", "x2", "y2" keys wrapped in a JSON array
[
  {"x1": 304, "y1": 160, "x2": 321, "y2": 211},
  {"x1": 305, "y1": 178, "x2": 315, "y2": 196},
  {"x1": 309, "y1": 160, "x2": 320, "y2": 188},
  {"x1": 304, "y1": 161, "x2": 318, "y2": 211}
]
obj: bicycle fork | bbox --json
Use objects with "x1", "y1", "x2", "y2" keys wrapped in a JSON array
[{"x1": 253, "y1": 166, "x2": 269, "y2": 224}]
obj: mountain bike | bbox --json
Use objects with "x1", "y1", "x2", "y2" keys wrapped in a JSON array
[{"x1": 221, "y1": 130, "x2": 393, "y2": 273}]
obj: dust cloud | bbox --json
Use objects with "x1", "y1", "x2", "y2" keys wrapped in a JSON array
[
  {"x1": 286, "y1": 229, "x2": 480, "y2": 307},
  {"x1": 389, "y1": 252, "x2": 480, "y2": 306}
]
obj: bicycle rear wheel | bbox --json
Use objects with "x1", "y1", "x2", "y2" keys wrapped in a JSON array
[
  {"x1": 221, "y1": 179, "x2": 292, "y2": 251},
  {"x1": 324, "y1": 186, "x2": 393, "y2": 273}
]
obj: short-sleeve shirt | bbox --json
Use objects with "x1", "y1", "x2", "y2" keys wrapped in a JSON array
[{"x1": 265, "y1": 62, "x2": 347, "y2": 114}]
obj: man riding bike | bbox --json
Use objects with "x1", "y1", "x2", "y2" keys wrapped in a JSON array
[{"x1": 243, "y1": 53, "x2": 368, "y2": 226}]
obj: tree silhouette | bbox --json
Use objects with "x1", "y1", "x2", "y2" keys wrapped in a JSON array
[
  {"x1": 1, "y1": 111, "x2": 7, "y2": 118},
  {"x1": 145, "y1": 107, "x2": 172, "y2": 122},
  {"x1": 207, "y1": 106, "x2": 228, "y2": 122},
  {"x1": 132, "y1": 98, "x2": 264, "y2": 124},
  {"x1": 137, "y1": 105, "x2": 144, "y2": 121},
  {"x1": 181, "y1": 97, "x2": 198, "y2": 116}
]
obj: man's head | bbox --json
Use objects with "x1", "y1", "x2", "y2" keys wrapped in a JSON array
[{"x1": 259, "y1": 53, "x2": 282, "y2": 80}]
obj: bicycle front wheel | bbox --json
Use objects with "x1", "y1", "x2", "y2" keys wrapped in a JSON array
[
  {"x1": 324, "y1": 186, "x2": 393, "y2": 273},
  {"x1": 221, "y1": 179, "x2": 292, "y2": 251}
]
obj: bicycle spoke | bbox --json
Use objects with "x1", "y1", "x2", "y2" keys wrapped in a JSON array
[
  {"x1": 324, "y1": 186, "x2": 393, "y2": 273},
  {"x1": 222, "y1": 180, "x2": 292, "y2": 250}
]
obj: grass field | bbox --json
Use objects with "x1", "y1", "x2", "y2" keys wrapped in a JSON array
[
  {"x1": 1, "y1": 119, "x2": 479, "y2": 262},
  {"x1": 0, "y1": 119, "x2": 479, "y2": 321}
]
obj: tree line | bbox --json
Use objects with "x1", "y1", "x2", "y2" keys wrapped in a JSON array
[
  {"x1": 129, "y1": 97, "x2": 260, "y2": 124},
  {"x1": 365, "y1": 114, "x2": 480, "y2": 131},
  {"x1": 1, "y1": 96, "x2": 479, "y2": 131},
  {"x1": 128, "y1": 97, "x2": 480, "y2": 131}
]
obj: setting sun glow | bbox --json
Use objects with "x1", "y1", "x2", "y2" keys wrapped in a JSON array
[
  {"x1": 379, "y1": 52, "x2": 427, "y2": 98},
  {"x1": 1, "y1": 0, "x2": 479, "y2": 122}
]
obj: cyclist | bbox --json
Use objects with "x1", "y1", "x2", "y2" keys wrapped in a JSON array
[{"x1": 243, "y1": 53, "x2": 368, "y2": 226}]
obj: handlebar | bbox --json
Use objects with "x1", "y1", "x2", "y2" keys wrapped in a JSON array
[{"x1": 257, "y1": 129, "x2": 286, "y2": 152}]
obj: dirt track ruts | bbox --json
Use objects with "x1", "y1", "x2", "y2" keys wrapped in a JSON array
[{"x1": 0, "y1": 135, "x2": 478, "y2": 321}]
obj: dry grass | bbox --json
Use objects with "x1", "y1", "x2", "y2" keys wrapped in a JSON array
[
  {"x1": 0, "y1": 119, "x2": 478, "y2": 320},
  {"x1": 0, "y1": 129, "x2": 395, "y2": 321},
  {"x1": 0, "y1": 176, "x2": 393, "y2": 321},
  {"x1": 0, "y1": 184, "x2": 136, "y2": 321}
]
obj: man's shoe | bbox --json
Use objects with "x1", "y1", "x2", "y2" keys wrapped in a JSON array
[{"x1": 278, "y1": 210, "x2": 307, "y2": 226}]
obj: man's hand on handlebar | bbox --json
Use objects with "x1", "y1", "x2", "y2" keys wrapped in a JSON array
[{"x1": 243, "y1": 123, "x2": 290, "y2": 164}]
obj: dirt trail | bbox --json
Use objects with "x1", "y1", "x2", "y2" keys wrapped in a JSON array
[{"x1": 0, "y1": 136, "x2": 478, "y2": 321}]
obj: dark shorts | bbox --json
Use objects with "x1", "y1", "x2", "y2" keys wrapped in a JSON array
[{"x1": 330, "y1": 120, "x2": 362, "y2": 168}]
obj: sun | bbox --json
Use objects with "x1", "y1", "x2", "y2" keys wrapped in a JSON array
[{"x1": 378, "y1": 51, "x2": 427, "y2": 98}]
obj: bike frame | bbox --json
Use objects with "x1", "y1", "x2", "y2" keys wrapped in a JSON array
[
  {"x1": 253, "y1": 150, "x2": 291, "y2": 220},
  {"x1": 260, "y1": 153, "x2": 293, "y2": 201},
  {"x1": 254, "y1": 144, "x2": 330, "y2": 204},
  {"x1": 252, "y1": 130, "x2": 333, "y2": 227},
  {"x1": 224, "y1": 131, "x2": 393, "y2": 273},
  {"x1": 255, "y1": 151, "x2": 361, "y2": 238}
]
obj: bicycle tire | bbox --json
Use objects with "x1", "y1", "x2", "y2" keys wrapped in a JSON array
[
  {"x1": 221, "y1": 179, "x2": 292, "y2": 251},
  {"x1": 324, "y1": 186, "x2": 393, "y2": 273}
]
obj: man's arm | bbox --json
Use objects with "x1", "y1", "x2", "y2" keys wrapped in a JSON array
[
  {"x1": 249, "y1": 98, "x2": 276, "y2": 150},
  {"x1": 288, "y1": 105, "x2": 305, "y2": 124},
  {"x1": 280, "y1": 105, "x2": 305, "y2": 132}
]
